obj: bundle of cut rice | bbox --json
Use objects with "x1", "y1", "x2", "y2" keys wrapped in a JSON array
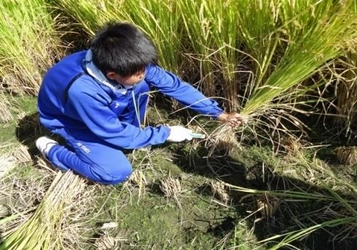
[{"x1": 0, "y1": 171, "x2": 86, "y2": 250}]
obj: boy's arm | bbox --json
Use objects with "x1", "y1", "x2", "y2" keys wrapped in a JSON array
[
  {"x1": 146, "y1": 65, "x2": 244, "y2": 126},
  {"x1": 145, "y1": 65, "x2": 224, "y2": 118}
]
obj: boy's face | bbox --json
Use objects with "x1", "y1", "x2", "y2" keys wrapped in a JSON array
[{"x1": 106, "y1": 69, "x2": 145, "y2": 87}]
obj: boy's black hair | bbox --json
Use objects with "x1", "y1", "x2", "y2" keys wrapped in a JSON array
[{"x1": 90, "y1": 22, "x2": 158, "y2": 77}]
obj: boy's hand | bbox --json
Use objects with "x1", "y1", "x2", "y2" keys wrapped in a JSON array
[
  {"x1": 167, "y1": 126, "x2": 193, "y2": 142},
  {"x1": 217, "y1": 112, "x2": 244, "y2": 127}
]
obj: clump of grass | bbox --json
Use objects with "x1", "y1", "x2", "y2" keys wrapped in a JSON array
[{"x1": 159, "y1": 176, "x2": 183, "y2": 199}]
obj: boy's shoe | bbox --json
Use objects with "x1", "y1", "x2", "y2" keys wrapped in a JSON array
[{"x1": 36, "y1": 136, "x2": 58, "y2": 160}]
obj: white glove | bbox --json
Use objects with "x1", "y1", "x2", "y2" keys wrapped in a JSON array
[{"x1": 167, "y1": 126, "x2": 193, "y2": 142}]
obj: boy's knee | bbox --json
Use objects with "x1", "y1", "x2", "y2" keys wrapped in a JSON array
[
  {"x1": 95, "y1": 164, "x2": 133, "y2": 185},
  {"x1": 109, "y1": 169, "x2": 132, "y2": 185}
]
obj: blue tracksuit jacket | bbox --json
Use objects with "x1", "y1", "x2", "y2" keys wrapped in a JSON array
[{"x1": 37, "y1": 50, "x2": 224, "y2": 184}]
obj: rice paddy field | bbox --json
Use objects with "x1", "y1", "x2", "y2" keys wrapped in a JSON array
[{"x1": 1, "y1": 0, "x2": 357, "y2": 249}]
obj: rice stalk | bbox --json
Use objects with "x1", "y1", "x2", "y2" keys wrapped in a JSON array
[
  {"x1": 335, "y1": 146, "x2": 357, "y2": 165},
  {"x1": 177, "y1": 0, "x2": 215, "y2": 97},
  {"x1": 117, "y1": 0, "x2": 181, "y2": 73},
  {"x1": 12, "y1": 145, "x2": 32, "y2": 164},
  {"x1": 236, "y1": 184, "x2": 357, "y2": 248},
  {"x1": 205, "y1": 124, "x2": 241, "y2": 156},
  {"x1": 94, "y1": 231, "x2": 125, "y2": 250},
  {"x1": 333, "y1": 54, "x2": 357, "y2": 140},
  {"x1": 210, "y1": 180, "x2": 231, "y2": 204},
  {"x1": 235, "y1": 0, "x2": 282, "y2": 88},
  {"x1": 52, "y1": 0, "x2": 118, "y2": 36},
  {"x1": 159, "y1": 176, "x2": 183, "y2": 199},
  {"x1": 188, "y1": 0, "x2": 241, "y2": 110},
  {"x1": 178, "y1": 0, "x2": 242, "y2": 106},
  {"x1": 159, "y1": 175, "x2": 184, "y2": 222},
  {"x1": 0, "y1": 171, "x2": 86, "y2": 250},
  {"x1": 125, "y1": 169, "x2": 147, "y2": 201},
  {"x1": 259, "y1": 216, "x2": 356, "y2": 250},
  {"x1": 240, "y1": 0, "x2": 357, "y2": 121},
  {"x1": 0, "y1": 0, "x2": 64, "y2": 95}
]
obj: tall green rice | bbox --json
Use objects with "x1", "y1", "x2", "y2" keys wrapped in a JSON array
[
  {"x1": 0, "y1": 0, "x2": 63, "y2": 95},
  {"x1": 240, "y1": 0, "x2": 357, "y2": 120},
  {"x1": 178, "y1": 0, "x2": 241, "y2": 108}
]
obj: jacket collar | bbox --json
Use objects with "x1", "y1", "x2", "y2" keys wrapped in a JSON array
[{"x1": 84, "y1": 50, "x2": 132, "y2": 90}]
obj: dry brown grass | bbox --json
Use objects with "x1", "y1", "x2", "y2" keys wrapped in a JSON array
[
  {"x1": 94, "y1": 230, "x2": 127, "y2": 250},
  {"x1": 125, "y1": 169, "x2": 148, "y2": 200},
  {"x1": 159, "y1": 176, "x2": 183, "y2": 199},
  {"x1": 210, "y1": 180, "x2": 231, "y2": 205}
]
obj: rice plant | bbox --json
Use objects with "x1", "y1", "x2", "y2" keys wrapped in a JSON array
[
  {"x1": 51, "y1": 0, "x2": 116, "y2": 37},
  {"x1": 240, "y1": 0, "x2": 357, "y2": 121},
  {"x1": 235, "y1": 0, "x2": 282, "y2": 89},
  {"x1": 332, "y1": 54, "x2": 357, "y2": 141},
  {"x1": 178, "y1": 0, "x2": 242, "y2": 108},
  {"x1": 0, "y1": 0, "x2": 64, "y2": 95},
  {"x1": 118, "y1": 0, "x2": 182, "y2": 73}
]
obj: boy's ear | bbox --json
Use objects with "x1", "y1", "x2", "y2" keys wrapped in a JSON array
[{"x1": 106, "y1": 71, "x2": 116, "y2": 80}]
